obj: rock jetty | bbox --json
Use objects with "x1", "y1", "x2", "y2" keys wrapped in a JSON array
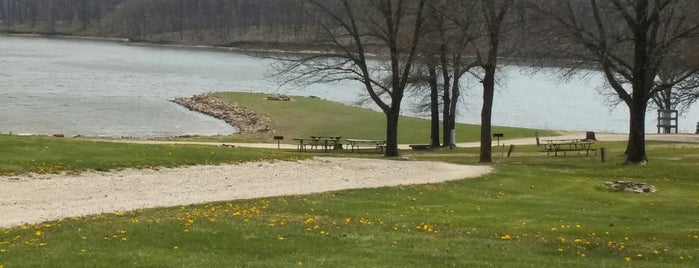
[{"x1": 172, "y1": 94, "x2": 271, "y2": 134}]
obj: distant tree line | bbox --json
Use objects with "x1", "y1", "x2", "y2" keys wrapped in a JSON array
[{"x1": 0, "y1": 0, "x2": 315, "y2": 45}]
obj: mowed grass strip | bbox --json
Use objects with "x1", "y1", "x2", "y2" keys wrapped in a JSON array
[
  {"x1": 0, "y1": 134, "x2": 307, "y2": 175},
  {"x1": 1, "y1": 140, "x2": 697, "y2": 267},
  {"x1": 180, "y1": 92, "x2": 554, "y2": 143}
]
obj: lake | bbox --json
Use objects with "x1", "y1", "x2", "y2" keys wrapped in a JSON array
[{"x1": 1, "y1": 35, "x2": 697, "y2": 137}]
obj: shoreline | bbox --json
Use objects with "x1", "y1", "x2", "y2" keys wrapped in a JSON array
[{"x1": 0, "y1": 31, "x2": 371, "y2": 57}]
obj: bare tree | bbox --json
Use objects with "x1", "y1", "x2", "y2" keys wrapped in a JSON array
[
  {"x1": 532, "y1": 0, "x2": 699, "y2": 164},
  {"x1": 651, "y1": 47, "x2": 699, "y2": 113},
  {"x1": 272, "y1": 0, "x2": 427, "y2": 157},
  {"x1": 434, "y1": 0, "x2": 480, "y2": 148},
  {"x1": 468, "y1": 0, "x2": 515, "y2": 163},
  {"x1": 407, "y1": 0, "x2": 479, "y2": 149}
]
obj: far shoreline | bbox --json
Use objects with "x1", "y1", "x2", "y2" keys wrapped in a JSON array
[{"x1": 0, "y1": 31, "x2": 373, "y2": 57}]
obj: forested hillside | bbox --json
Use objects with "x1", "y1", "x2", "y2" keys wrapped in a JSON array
[{"x1": 0, "y1": 0, "x2": 314, "y2": 47}]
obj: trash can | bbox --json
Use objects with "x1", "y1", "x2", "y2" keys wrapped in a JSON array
[{"x1": 696, "y1": 121, "x2": 699, "y2": 134}]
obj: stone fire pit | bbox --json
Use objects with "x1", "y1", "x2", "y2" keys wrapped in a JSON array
[{"x1": 604, "y1": 181, "x2": 657, "y2": 193}]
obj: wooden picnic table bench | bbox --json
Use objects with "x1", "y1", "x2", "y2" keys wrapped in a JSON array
[
  {"x1": 292, "y1": 136, "x2": 341, "y2": 153},
  {"x1": 542, "y1": 139, "x2": 597, "y2": 156},
  {"x1": 292, "y1": 137, "x2": 339, "y2": 153},
  {"x1": 345, "y1": 139, "x2": 386, "y2": 153},
  {"x1": 311, "y1": 136, "x2": 342, "y2": 150}
]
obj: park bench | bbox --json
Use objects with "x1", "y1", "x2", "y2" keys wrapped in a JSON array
[
  {"x1": 346, "y1": 139, "x2": 386, "y2": 153},
  {"x1": 409, "y1": 144, "x2": 430, "y2": 150}
]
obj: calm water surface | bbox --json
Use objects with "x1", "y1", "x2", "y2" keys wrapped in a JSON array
[{"x1": 1, "y1": 35, "x2": 697, "y2": 137}]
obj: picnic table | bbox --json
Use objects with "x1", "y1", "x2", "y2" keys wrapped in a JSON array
[
  {"x1": 311, "y1": 136, "x2": 342, "y2": 150},
  {"x1": 542, "y1": 139, "x2": 597, "y2": 156},
  {"x1": 292, "y1": 136, "x2": 340, "y2": 153},
  {"x1": 345, "y1": 139, "x2": 387, "y2": 153}
]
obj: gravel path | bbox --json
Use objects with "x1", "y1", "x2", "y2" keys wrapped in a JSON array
[{"x1": 0, "y1": 157, "x2": 491, "y2": 228}]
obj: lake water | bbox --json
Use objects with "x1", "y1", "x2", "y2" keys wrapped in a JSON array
[{"x1": 1, "y1": 35, "x2": 698, "y2": 137}]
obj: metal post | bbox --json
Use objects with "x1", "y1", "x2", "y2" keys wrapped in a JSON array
[{"x1": 273, "y1": 136, "x2": 284, "y2": 150}]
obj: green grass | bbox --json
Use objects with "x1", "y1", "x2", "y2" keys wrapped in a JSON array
[
  {"x1": 0, "y1": 134, "x2": 307, "y2": 175},
  {"x1": 173, "y1": 92, "x2": 555, "y2": 143},
  {"x1": 1, "y1": 138, "x2": 697, "y2": 267}
]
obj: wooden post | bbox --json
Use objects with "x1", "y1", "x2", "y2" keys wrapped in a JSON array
[
  {"x1": 600, "y1": 147, "x2": 606, "y2": 163},
  {"x1": 507, "y1": 144, "x2": 515, "y2": 157}
]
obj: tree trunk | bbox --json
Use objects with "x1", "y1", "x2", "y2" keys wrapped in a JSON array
[
  {"x1": 442, "y1": 86, "x2": 452, "y2": 146},
  {"x1": 448, "y1": 73, "x2": 462, "y2": 148},
  {"x1": 428, "y1": 65, "x2": 441, "y2": 148},
  {"x1": 480, "y1": 65, "x2": 496, "y2": 163},
  {"x1": 384, "y1": 107, "x2": 401, "y2": 157},
  {"x1": 624, "y1": 96, "x2": 648, "y2": 164}
]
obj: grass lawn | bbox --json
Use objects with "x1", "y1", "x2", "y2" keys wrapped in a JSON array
[
  {"x1": 0, "y1": 134, "x2": 308, "y2": 175},
  {"x1": 170, "y1": 92, "x2": 556, "y2": 144},
  {"x1": 1, "y1": 136, "x2": 697, "y2": 267}
]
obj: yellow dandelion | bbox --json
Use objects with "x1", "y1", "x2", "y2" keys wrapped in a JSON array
[
  {"x1": 38, "y1": 243, "x2": 47, "y2": 247},
  {"x1": 277, "y1": 235, "x2": 286, "y2": 241},
  {"x1": 121, "y1": 238, "x2": 127, "y2": 241},
  {"x1": 304, "y1": 218, "x2": 314, "y2": 225},
  {"x1": 557, "y1": 248, "x2": 563, "y2": 253},
  {"x1": 625, "y1": 257, "x2": 631, "y2": 262},
  {"x1": 35, "y1": 230, "x2": 43, "y2": 237},
  {"x1": 500, "y1": 234, "x2": 512, "y2": 240},
  {"x1": 636, "y1": 253, "x2": 642, "y2": 258},
  {"x1": 173, "y1": 246, "x2": 179, "y2": 250},
  {"x1": 575, "y1": 224, "x2": 581, "y2": 228},
  {"x1": 574, "y1": 238, "x2": 583, "y2": 243}
]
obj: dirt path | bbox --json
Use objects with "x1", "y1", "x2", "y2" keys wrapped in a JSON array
[{"x1": 0, "y1": 157, "x2": 491, "y2": 228}]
